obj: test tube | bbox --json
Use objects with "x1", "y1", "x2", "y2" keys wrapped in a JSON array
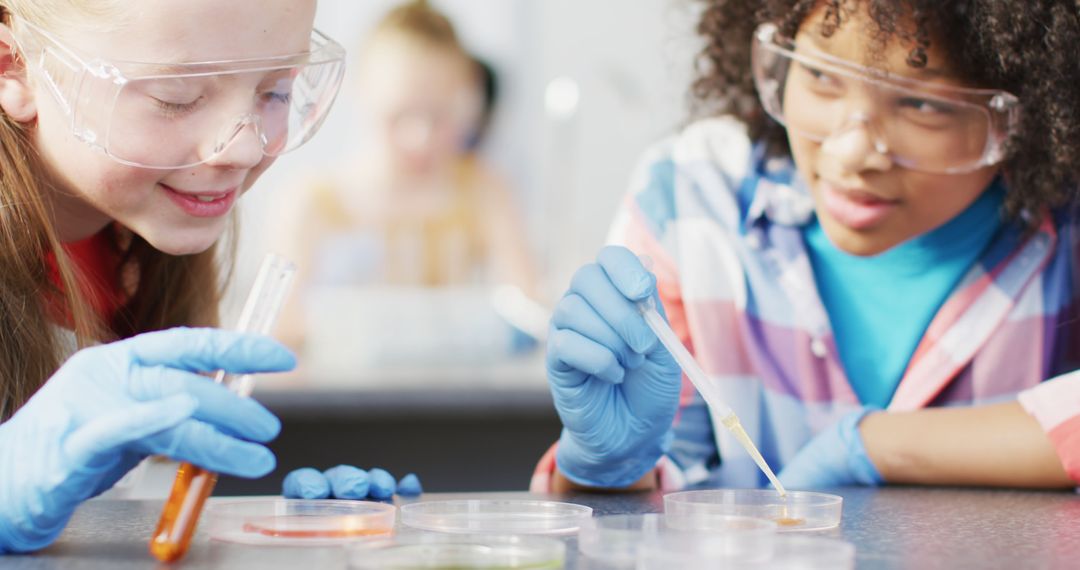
[
  {"x1": 149, "y1": 254, "x2": 296, "y2": 562},
  {"x1": 636, "y1": 296, "x2": 787, "y2": 496}
]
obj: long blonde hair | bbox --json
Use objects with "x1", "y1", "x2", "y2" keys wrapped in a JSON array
[{"x1": 0, "y1": 2, "x2": 228, "y2": 419}]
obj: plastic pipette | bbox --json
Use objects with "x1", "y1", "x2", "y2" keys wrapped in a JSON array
[
  {"x1": 149, "y1": 254, "x2": 296, "y2": 562},
  {"x1": 636, "y1": 296, "x2": 786, "y2": 496}
]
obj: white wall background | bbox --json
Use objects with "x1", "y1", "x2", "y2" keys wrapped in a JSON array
[{"x1": 227, "y1": 0, "x2": 703, "y2": 319}]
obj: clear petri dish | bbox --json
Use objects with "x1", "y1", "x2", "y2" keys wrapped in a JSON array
[
  {"x1": 348, "y1": 534, "x2": 566, "y2": 569},
  {"x1": 206, "y1": 499, "x2": 396, "y2": 546},
  {"x1": 663, "y1": 489, "x2": 842, "y2": 532},
  {"x1": 578, "y1": 513, "x2": 663, "y2": 567},
  {"x1": 637, "y1": 534, "x2": 854, "y2": 569},
  {"x1": 399, "y1": 499, "x2": 592, "y2": 535},
  {"x1": 759, "y1": 536, "x2": 856, "y2": 569},
  {"x1": 579, "y1": 513, "x2": 775, "y2": 568}
]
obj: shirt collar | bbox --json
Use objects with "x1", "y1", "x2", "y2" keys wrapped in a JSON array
[{"x1": 743, "y1": 145, "x2": 816, "y2": 230}]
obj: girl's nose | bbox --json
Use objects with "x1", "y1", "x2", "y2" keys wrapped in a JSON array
[
  {"x1": 820, "y1": 113, "x2": 892, "y2": 173},
  {"x1": 203, "y1": 116, "x2": 266, "y2": 169},
  {"x1": 395, "y1": 115, "x2": 435, "y2": 153}
]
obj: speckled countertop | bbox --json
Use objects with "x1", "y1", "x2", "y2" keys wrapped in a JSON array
[{"x1": 6, "y1": 487, "x2": 1079, "y2": 569}]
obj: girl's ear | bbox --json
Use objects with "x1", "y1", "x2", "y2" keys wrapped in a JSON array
[{"x1": 0, "y1": 24, "x2": 36, "y2": 123}]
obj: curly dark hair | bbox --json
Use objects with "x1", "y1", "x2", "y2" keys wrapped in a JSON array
[{"x1": 691, "y1": 0, "x2": 1080, "y2": 220}]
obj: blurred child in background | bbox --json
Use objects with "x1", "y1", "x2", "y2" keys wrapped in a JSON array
[{"x1": 273, "y1": 0, "x2": 540, "y2": 353}]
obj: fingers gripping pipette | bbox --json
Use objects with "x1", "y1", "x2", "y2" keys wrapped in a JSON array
[{"x1": 636, "y1": 294, "x2": 787, "y2": 496}]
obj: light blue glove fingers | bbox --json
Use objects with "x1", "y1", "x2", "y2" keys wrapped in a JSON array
[
  {"x1": 323, "y1": 465, "x2": 370, "y2": 499},
  {"x1": 138, "y1": 419, "x2": 275, "y2": 478},
  {"x1": 367, "y1": 468, "x2": 396, "y2": 500},
  {"x1": 283, "y1": 468, "x2": 331, "y2": 499},
  {"x1": 570, "y1": 262, "x2": 657, "y2": 355},
  {"x1": 128, "y1": 368, "x2": 281, "y2": 443},
  {"x1": 596, "y1": 246, "x2": 657, "y2": 301},
  {"x1": 596, "y1": 246, "x2": 671, "y2": 345},
  {"x1": 547, "y1": 328, "x2": 625, "y2": 386},
  {"x1": 552, "y1": 293, "x2": 645, "y2": 370},
  {"x1": 620, "y1": 360, "x2": 681, "y2": 422},
  {"x1": 61, "y1": 394, "x2": 198, "y2": 472},
  {"x1": 122, "y1": 327, "x2": 297, "y2": 375},
  {"x1": 396, "y1": 473, "x2": 422, "y2": 496}
]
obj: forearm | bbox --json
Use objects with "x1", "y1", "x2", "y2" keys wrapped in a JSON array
[{"x1": 861, "y1": 402, "x2": 1074, "y2": 488}]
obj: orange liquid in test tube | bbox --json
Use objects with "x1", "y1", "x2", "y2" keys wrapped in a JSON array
[
  {"x1": 149, "y1": 463, "x2": 218, "y2": 562},
  {"x1": 147, "y1": 254, "x2": 295, "y2": 562}
]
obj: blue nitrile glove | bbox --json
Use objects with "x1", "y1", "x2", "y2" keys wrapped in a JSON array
[
  {"x1": 283, "y1": 466, "x2": 422, "y2": 499},
  {"x1": 0, "y1": 328, "x2": 293, "y2": 554},
  {"x1": 777, "y1": 407, "x2": 884, "y2": 490},
  {"x1": 547, "y1": 246, "x2": 682, "y2": 488}
]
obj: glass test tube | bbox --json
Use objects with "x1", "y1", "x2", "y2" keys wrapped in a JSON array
[{"x1": 149, "y1": 254, "x2": 296, "y2": 562}]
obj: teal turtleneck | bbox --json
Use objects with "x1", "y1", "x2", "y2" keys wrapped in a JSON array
[{"x1": 803, "y1": 181, "x2": 1005, "y2": 407}]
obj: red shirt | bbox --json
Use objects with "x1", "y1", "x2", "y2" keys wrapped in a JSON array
[{"x1": 44, "y1": 229, "x2": 125, "y2": 326}]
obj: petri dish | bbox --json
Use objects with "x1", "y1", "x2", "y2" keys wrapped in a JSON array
[
  {"x1": 663, "y1": 489, "x2": 842, "y2": 532},
  {"x1": 348, "y1": 534, "x2": 565, "y2": 569},
  {"x1": 399, "y1": 499, "x2": 592, "y2": 535},
  {"x1": 758, "y1": 536, "x2": 856, "y2": 569},
  {"x1": 578, "y1": 514, "x2": 663, "y2": 567},
  {"x1": 206, "y1": 499, "x2": 396, "y2": 546},
  {"x1": 637, "y1": 534, "x2": 854, "y2": 569},
  {"x1": 579, "y1": 513, "x2": 775, "y2": 568}
]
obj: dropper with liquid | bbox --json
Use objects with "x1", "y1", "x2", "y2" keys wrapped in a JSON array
[{"x1": 636, "y1": 295, "x2": 786, "y2": 497}]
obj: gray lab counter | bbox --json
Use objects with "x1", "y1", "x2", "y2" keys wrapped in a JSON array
[{"x1": 5, "y1": 487, "x2": 1080, "y2": 569}]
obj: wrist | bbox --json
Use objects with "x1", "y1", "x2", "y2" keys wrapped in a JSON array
[
  {"x1": 0, "y1": 511, "x2": 45, "y2": 552},
  {"x1": 555, "y1": 429, "x2": 666, "y2": 489},
  {"x1": 845, "y1": 406, "x2": 885, "y2": 486},
  {"x1": 0, "y1": 517, "x2": 15, "y2": 554}
]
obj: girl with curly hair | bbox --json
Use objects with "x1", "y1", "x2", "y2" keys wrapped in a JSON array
[{"x1": 535, "y1": 0, "x2": 1080, "y2": 492}]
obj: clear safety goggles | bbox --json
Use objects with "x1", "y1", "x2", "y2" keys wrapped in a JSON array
[
  {"x1": 751, "y1": 23, "x2": 1020, "y2": 174},
  {"x1": 11, "y1": 17, "x2": 346, "y2": 169}
]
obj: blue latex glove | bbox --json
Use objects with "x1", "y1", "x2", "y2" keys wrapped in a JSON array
[
  {"x1": 283, "y1": 466, "x2": 422, "y2": 500},
  {"x1": 777, "y1": 407, "x2": 884, "y2": 489},
  {"x1": 547, "y1": 246, "x2": 681, "y2": 488},
  {"x1": 0, "y1": 328, "x2": 294, "y2": 554}
]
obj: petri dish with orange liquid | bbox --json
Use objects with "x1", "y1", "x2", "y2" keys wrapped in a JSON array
[
  {"x1": 206, "y1": 499, "x2": 396, "y2": 546},
  {"x1": 664, "y1": 489, "x2": 843, "y2": 532}
]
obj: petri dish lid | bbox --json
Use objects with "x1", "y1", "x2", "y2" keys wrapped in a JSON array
[
  {"x1": 398, "y1": 499, "x2": 592, "y2": 534},
  {"x1": 663, "y1": 489, "x2": 842, "y2": 532},
  {"x1": 579, "y1": 513, "x2": 776, "y2": 567},
  {"x1": 637, "y1": 534, "x2": 854, "y2": 569},
  {"x1": 206, "y1": 499, "x2": 396, "y2": 546},
  {"x1": 578, "y1": 513, "x2": 663, "y2": 566},
  {"x1": 758, "y1": 536, "x2": 856, "y2": 569},
  {"x1": 348, "y1": 533, "x2": 566, "y2": 569}
]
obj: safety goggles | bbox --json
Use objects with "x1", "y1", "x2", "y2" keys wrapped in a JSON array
[
  {"x1": 11, "y1": 17, "x2": 346, "y2": 169},
  {"x1": 751, "y1": 23, "x2": 1020, "y2": 174}
]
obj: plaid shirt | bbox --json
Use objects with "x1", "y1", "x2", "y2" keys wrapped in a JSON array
[{"x1": 600, "y1": 117, "x2": 1080, "y2": 487}]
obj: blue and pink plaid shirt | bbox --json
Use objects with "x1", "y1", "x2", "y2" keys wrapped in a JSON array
[{"x1": 532, "y1": 117, "x2": 1080, "y2": 490}]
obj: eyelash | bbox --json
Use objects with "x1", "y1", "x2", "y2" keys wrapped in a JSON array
[
  {"x1": 264, "y1": 91, "x2": 292, "y2": 104},
  {"x1": 153, "y1": 89, "x2": 291, "y2": 118},
  {"x1": 898, "y1": 97, "x2": 951, "y2": 115},
  {"x1": 154, "y1": 98, "x2": 201, "y2": 117}
]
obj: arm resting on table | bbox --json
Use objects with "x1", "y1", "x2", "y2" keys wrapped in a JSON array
[{"x1": 862, "y1": 401, "x2": 1074, "y2": 488}]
